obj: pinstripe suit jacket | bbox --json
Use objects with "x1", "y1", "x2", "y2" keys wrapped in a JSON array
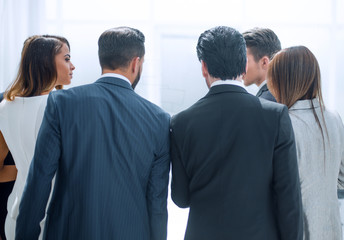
[{"x1": 15, "y1": 77, "x2": 170, "y2": 240}]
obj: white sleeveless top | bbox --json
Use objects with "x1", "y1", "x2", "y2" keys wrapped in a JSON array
[{"x1": 0, "y1": 95, "x2": 48, "y2": 239}]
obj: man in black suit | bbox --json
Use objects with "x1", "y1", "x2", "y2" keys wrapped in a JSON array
[
  {"x1": 242, "y1": 28, "x2": 281, "y2": 102},
  {"x1": 170, "y1": 26, "x2": 303, "y2": 240}
]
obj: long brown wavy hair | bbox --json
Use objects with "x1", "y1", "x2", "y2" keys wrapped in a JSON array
[{"x1": 4, "y1": 35, "x2": 70, "y2": 101}]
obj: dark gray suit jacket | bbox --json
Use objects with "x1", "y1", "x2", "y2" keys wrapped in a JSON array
[
  {"x1": 16, "y1": 77, "x2": 170, "y2": 240},
  {"x1": 170, "y1": 84, "x2": 303, "y2": 240},
  {"x1": 256, "y1": 83, "x2": 276, "y2": 102}
]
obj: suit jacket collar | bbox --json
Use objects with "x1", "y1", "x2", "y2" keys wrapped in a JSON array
[
  {"x1": 206, "y1": 84, "x2": 248, "y2": 97},
  {"x1": 95, "y1": 76, "x2": 133, "y2": 90},
  {"x1": 290, "y1": 98, "x2": 320, "y2": 110},
  {"x1": 256, "y1": 83, "x2": 268, "y2": 97}
]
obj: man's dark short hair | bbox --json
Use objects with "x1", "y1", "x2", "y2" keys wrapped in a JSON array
[
  {"x1": 242, "y1": 28, "x2": 281, "y2": 62},
  {"x1": 98, "y1": 27, "x2": 145, "y2": 70},
  {"x1": 196, "y1": 26, "x2": 247, "y2": 80}
]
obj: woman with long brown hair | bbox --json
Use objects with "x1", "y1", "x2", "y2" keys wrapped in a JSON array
[
  {"x1": 267, "y1": 45, "x2": 344, "y2": 239},
  {"x1": 0, "y1": 34, "x2": 75, "y2": 239}
]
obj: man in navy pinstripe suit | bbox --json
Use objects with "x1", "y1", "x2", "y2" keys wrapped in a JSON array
[{"x1": 16, "y1": 27, "x2": 170, "y2": 240}]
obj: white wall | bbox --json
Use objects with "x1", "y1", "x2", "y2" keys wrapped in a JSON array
[{"x1": 1, "y1": 0, "x2": 343, "y2": 116}]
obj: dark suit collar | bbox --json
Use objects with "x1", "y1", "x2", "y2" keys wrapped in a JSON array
[
  {"x1": 206, "y1": 84, "x2": 248, "y2": 97},
  {"x1": 256, "y1": 83, "x2": 268, "y2": 97},
  {"x1": 95, "y1": 76, "x2": 133, "y2": 90}
]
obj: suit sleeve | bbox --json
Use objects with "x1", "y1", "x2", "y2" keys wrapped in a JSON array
[
  {"x1": 170, "y1": 117, "x2": 190, "y2": 208},
  {"x1": 273, "y1": 106, "x2": 303, "y2": 240},
  {"x1": 146, "y1": 113, "x2": 170, "y2": 240},
  {"x1": 16, "y1": 93, "x2": 61, "y2": 240}
]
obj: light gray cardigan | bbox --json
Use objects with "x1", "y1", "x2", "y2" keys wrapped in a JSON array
[{"x1": 289, "y1": 99, "x2": 344, "y2": 240}]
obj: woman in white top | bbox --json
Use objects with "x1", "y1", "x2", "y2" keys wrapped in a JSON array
[
  {"x1": 267, "y1": 46, "x2": 344, "y2": 240},
  {"x1": 0, "y1": 35, "x2": 75, "y2": 239}
]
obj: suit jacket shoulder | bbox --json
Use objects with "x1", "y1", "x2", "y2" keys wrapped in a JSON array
[
  {"x1": 53, "y1": 78, "x2": 168, "y2": 117},
  {"x1": 258, "y1": 97, "x2": 284, "y2": 112},
  {"x1": 256, "y1": 84, "x2": 276, "y2": 102},
  {"x1": 260, "y1": 90, "x2": 276, "y2": 102},
  {"x1": 172, "y1": 85, "x2": 250, "y2": 124}
]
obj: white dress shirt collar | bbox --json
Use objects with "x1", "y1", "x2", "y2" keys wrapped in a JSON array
[
  {"x1": 258, "y1": 80, "x2": 267, "y2": 90},
  {"x1": 100, "y1": 73, "x2": 131, "y2": 85},
  {"x1": 210, "y1": 79, "x2": 246, "y2": 89}
]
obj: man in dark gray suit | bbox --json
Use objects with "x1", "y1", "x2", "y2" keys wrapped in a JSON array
[
  {"x1": 170, "y1": 26, "x2": 303, "y2": 240},
  {"x1": 242, "y1": 28, "x2": 281, "y2": 102},
  {"x1": 16, "y1": 27, "x2": 170, "y2": 240}
]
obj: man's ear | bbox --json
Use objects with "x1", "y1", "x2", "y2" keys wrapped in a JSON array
[
  {"x1": 261, "y1": 56, "x2": 270, "y2": 70},
  {"x1": 201, "y1": 60, "x2": 208, "y2": 78},
  {"x1": 131, "y1": 57, "x2": 141, "y2": 73}
]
